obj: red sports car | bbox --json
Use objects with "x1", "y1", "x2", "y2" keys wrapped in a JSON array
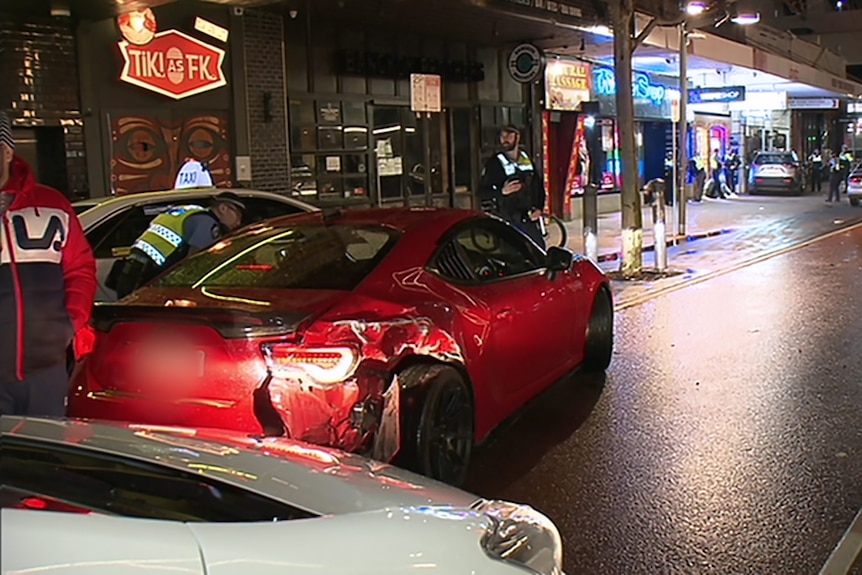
[{"x1": 69, "y1": 208, "x2": 613, "y2": 485}]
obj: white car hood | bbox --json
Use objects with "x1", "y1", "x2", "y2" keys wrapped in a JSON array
[{"x1": 1, "y1": 417, "x2": 478, "y2": 517}]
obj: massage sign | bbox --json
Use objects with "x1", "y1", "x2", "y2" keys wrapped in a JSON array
[{"x1": 118, "y1": 29, "x2": 226, "y2": 99}]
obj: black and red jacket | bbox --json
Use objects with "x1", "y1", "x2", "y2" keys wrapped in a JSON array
[{"x1": 0, "y1": 156, "x2": 97, "y2": 382}]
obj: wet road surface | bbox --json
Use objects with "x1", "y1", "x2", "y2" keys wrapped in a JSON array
[{"x1": 465, "y1": 220, "x2": 862, "y2": 574}]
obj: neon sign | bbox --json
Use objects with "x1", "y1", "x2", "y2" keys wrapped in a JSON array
[{"x1": 593, "y1": 67, "x2": 679, "y2": 105}]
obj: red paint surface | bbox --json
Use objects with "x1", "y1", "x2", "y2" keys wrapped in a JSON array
[{"x1": 69, "y1": 209, "x2": 608, "y2": 459}]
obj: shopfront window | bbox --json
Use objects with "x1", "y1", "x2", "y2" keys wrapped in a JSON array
[
  {"x1": 289, "y1": 99, "x2": 370, "y2": 203},
  {"x1": 372, "y1": 106, "x2": 449, "y2": 205}
]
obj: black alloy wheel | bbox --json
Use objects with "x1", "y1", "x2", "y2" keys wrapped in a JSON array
[
  {"x1": 397, "y1": 365, "x2": 474, "y2": 486},
  {"x1": 583, "y1": 288, "x2": 614, "y2": 372}
]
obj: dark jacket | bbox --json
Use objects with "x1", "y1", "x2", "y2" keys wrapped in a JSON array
[
  {"x1": 0, "y1": 156, "x2": 97, "y2": 381},
  {"x1": 479, "y1": 150, "x2": 546, "y2": 225}
]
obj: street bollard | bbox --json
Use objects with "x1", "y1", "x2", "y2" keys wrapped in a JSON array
[
  {"x1": 644, "y1": 178, "x2": 668, "y2": 272},
  {"x1": 583, "y1": 183, "x2": 599, "y2": 263}
]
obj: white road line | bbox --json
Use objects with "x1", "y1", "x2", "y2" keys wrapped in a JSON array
[
  {"x1": 614, "y1": 219, "x2": 862, "y2": 312},
  {"x1": 819, "y1": 506, "x2": 862, "y2": 575}
]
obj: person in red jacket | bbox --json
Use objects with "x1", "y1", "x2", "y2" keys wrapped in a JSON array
[{"x1": 0, "y1": 111, "x2": 97, "y2": 416}]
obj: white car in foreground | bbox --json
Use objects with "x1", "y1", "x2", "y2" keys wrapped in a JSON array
[
  {"x1": 847, "y1": 168, "x2": 862, "y2": 206},
  {"x1": 72, "y1": 188, "x2": 319, "y2": 301},
  {"x1": 0, "y1": 417, "x2": 564, "y2": 575}
]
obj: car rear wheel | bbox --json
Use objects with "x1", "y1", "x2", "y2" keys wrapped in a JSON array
[
  {"x1": 583, "y1": 288, "x2": 614, "y2": 372},
  {"x1": 395, "y1": 364, "x2": 474, "y2": 486},
  {"x1": 851, "y1": 197, "x2": 860, "y2": 207}
]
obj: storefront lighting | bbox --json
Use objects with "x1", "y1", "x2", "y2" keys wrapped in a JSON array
[
  {"x1": 584, "y1": 115, "x2": 596, "y2": 129},
  {"x1": 547, "y1": 59, "x2": 566, "y2": 79},
  {"x1": 731, "y1": 11, "x2": 760, "y2": 24},
  {"x1": 584, "y1": 25, "x2": 614, "y2": 38},
  {"x1": 685, "y1": 1, "x2": 707, "y2": 16}
]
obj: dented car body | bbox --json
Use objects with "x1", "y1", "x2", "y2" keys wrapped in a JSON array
[{"x1": 68, "y1": 208, "x2": 613, "y2": 484}]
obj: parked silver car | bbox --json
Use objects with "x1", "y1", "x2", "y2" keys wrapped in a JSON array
[
  {"x1": 847, "y1": 167, "x2": 862, "y2": 206},
  {"x1": 748, "y1": 151, "x2": 803, "y2": 195},
  {"x1": 1, "y1": 417, "x2": 564, "y2": 575}
]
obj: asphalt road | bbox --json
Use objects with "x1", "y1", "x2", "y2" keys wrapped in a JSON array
[{"x1": 465, "y1": 220, "x2": 862, "y2": 574}]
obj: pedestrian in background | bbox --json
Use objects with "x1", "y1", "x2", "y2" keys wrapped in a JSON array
[
  {"x1": 0, "y1": 111, "x2": 97, "y2": 416},
  {"x1": 827, "y1": 150, "x2": 843, "y2": 203}
]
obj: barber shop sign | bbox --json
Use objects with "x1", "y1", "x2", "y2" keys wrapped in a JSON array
[{"x1": 118, "y1": 30, "x2": 227, "y2": 99}]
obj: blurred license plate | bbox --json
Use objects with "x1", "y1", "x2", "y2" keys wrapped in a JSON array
[{"x1": 135, "y1": 344, "x2": 206, "y2": 379}]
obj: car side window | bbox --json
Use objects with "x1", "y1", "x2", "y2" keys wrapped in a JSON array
[
  {"x1": 0, "y1": 438, "x2": 315, "y2": 523},
  {"x1": 435, "y1": 220, "x2": 545, "y2": 283},
  {"x1": 90, "y1": 202, "x2": 186, "y2": 259},
  {"x1": 241, "y1": 197, "x2": 305, "y2": 225}
]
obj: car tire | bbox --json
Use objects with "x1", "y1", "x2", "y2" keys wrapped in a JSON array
[
  {"x1": 583, "y1": 288, "x2": 614, "y2": 372},
  {"x1": 851, "y1": 197, "x2": 860, "y2": 207},
  {"x1": 395, "y1": 364, "x2": 474, "y2": 487}
]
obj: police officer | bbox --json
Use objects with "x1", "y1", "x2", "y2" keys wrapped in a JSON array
[
  {"x1": 112, "y1": 192, "x2": 246, "y2": 298},
  {"x1": 839, "y1": 145, "x2": 855, "y2": 191},
  {"x1": 809, "y1": 149, "x2": 824, "y2": 194},
  {"x1": 479, "y1": 125, "x2": 546, "y2": 248}
]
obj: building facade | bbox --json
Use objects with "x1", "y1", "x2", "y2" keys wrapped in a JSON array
[{"x1": 1, "y1": 1, "x2": 537, "y2": 211}]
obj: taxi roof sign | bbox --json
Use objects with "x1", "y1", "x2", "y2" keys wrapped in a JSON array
[{"x1": 174, "y1": 160, "x2": 214, "y2": 190}]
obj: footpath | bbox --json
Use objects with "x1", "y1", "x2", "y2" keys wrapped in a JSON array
[{"x1": 559, "y1": 194, "x2": 862, "y2": 308}]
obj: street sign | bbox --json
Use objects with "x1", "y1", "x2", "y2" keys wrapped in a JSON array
[
  {"x1": 688, "y1": 86, "x2": 746, "y2": 104},
  {"x1": 508, "y1": 43, "x2": 543, "y2": 84},
  {"x1": 118, "y1": 29, "x2": 227, "y2": 100},
  {"x1": 410, "y1": 73, "x2": 442, "y2": 113},
  {"x1": 787, "y1": 97, "x2": 840, "y2": 110}
]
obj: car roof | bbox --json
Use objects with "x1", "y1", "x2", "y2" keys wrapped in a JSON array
[
  {"x1": 266, "y1": 206, "x2": 481, "y2": 234},
  {"x1": 74, "y1": 188, "x2": 320, "y2": 228},
  {"x1": 1, "y1": 416, "x2": 477, "y2": 516}
]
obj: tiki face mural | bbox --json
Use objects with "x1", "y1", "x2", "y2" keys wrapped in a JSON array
[{"x1": 109, "y1": 112, "x2": 232, "y2": 195}]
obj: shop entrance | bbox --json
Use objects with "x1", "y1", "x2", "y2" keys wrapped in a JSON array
[{"x1": 372, "y1": 105, "x2": 450, "y2": 208}]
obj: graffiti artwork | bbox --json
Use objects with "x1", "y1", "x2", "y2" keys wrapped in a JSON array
[{"x1": 109, "y1": 112, "x2": 232, "y2": 195}]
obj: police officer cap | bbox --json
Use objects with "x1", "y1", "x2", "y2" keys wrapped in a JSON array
[
  {"x1": 212, "y1": 191, "x2": 246, "y2": 212},
  {"x1": 500, "y1": 124, "x2": 521, "y2": 137}
]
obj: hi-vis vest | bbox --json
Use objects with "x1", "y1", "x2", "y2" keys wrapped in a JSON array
[
  {"x1": 497, "y1": 151, "x2": 535, "y2": 178},
  {"x1": 132, "y1": 205, "x2": 209, "y2": 266}
]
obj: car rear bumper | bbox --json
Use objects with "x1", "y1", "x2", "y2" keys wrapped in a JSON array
[
  {"x1": 750, "y1": 177, "x2": 801, "y2": 192},
  {"x1": 67, "y1": 366, "x2": 389, "y2": 456}
]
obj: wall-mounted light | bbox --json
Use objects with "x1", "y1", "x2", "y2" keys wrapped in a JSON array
[
  {"x1": 685, "y1": 1, "x2": 707, "y2": 16},
  {"x1": 50, "y1": 1, "x2": 70, "y2": 17},
  {"x1": 728, "y1": 3, "x2": 760, "y2": 24},
  {"x1": 731, "y1": 11, "x2": 760, "y2": 24}
]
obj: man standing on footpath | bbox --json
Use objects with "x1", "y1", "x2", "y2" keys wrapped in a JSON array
[
  {"x1": 479, "y1": 125, "x2": 546, "y2": 248},
  {"x1": 0, "y1": 111, "x2": 97, "y2": 416}
]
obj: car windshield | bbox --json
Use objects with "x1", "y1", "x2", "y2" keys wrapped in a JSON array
[
  {"x1": 154, "y1": 223, "x2": 401, "y2": 291},
  {"x1": 754, "y1": 153, "x2": 796, "y2": 165}
]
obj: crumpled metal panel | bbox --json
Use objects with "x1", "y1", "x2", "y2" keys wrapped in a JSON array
[{"x1": 264, "y1": 311, "x2": 464, "y2": 461}]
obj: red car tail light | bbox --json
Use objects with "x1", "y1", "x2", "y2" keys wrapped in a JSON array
[
  {"x1": 851, "y1": 177, "x2": 862, "y2": 184},
  {"x1": 262, "y1": 344, "x2": 358, "y2": 386}
]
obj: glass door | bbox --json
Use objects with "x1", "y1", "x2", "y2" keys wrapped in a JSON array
[{"x1": 372, "y1": 105, "x2": 450, "y2": 207}]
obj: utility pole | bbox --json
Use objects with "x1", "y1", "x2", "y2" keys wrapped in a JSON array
[
  {"x1": 608, "y1": 0, "x2": 643, "y2": 278},
  {"x1": 677, "y1": 22, "x2": 689, "y2": 236}
]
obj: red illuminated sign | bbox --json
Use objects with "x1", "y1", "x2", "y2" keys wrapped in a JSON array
[{"x1": 118, "y1": 30, "x2": 226, "y2": 100}]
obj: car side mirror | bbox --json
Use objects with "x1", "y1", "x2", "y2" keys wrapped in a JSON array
[{"x1": 547, "y1": 246, "x2": 574, "y2": 272}]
